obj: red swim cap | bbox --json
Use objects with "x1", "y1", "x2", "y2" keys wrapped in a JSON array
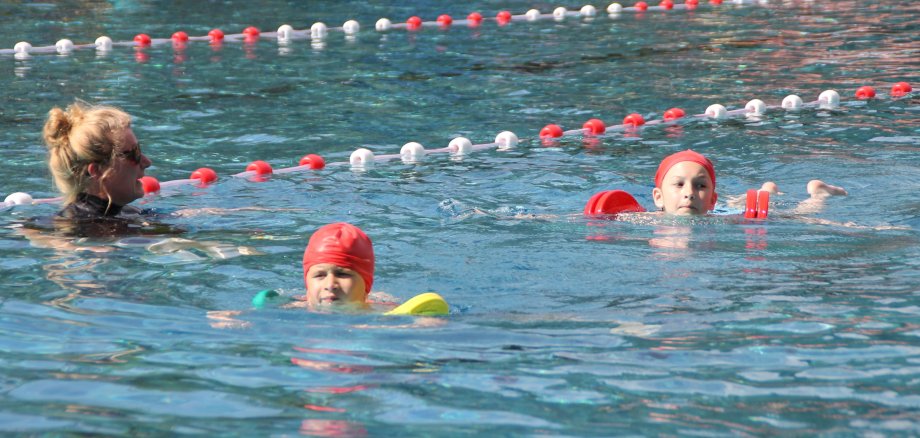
[
  {"x1": 654, "y1": 149, "x2": 716, "y2": 189},
  {"x1": 302, "y1": 223, "x2": 375, "y2": 294}
]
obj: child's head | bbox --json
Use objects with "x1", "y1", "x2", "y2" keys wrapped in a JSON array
[
  {"x1": 302, "y1": 222, "x2": 375, "y2": 306},
  {"x1": 652, "y1": 150, "x2": 718, "y2": 215}
]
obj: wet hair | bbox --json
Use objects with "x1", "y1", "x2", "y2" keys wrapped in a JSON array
[{"x1": 42, "y1": 101, "x2": 132, "y2": 205}]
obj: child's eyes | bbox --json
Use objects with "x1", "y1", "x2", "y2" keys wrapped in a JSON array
[
  {"x1": 312, "y1": 270, "x2": 353, "y2": 279},
  {"x1": 673, "y1": 181, "x2": 708, "y2": 189}
]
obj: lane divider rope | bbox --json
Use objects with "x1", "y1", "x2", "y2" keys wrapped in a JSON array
[
  {"x1": 2, "y1": 81, "x2": 912, "y2": 210},
  {"x1": 4, "y1": 1, "x2": 765, "y2": 58}
]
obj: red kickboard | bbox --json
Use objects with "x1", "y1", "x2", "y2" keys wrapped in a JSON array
[
  {"x1": 584, "y1": 191, "x2": 607, "y2": 216},
  {"x1": 584, "y1": 190, "x2": 646, "y2": 216}
]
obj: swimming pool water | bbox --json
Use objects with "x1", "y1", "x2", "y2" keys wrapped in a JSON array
[{"x1": 1, "y1": 0, "x2": 919, "y2": 435}]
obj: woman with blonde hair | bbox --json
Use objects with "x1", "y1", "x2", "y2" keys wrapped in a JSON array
[{"x1": 43, "y1": 101, "x2": 152, "y2": 218}]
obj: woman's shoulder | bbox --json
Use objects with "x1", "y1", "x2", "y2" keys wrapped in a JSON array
[{"x1": 49, "y1": 194, "x2": 180, "y2": 237}]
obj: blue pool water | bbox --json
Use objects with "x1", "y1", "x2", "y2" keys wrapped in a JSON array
[{"x1": 1, "y1": 0, "x2": 919, "y2": 434}]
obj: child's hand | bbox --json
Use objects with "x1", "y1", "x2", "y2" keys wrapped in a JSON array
[
  {"x1": 759, "y1": 181, "x2": 780, "y2": 194},
  {"x1": 807, "y1": 180, "x2": 847, "y2": 198}
]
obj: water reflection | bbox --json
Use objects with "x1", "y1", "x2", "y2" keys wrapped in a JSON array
[
  {"x1": 172, "y1": 41, "x2": 188, "y2": 64},
  {"x1": 14, "y1": 64, "x2": 31, "y2": 78},
  {"x1": 648, "y1": 225, "x2": 691, "y2": 255},
  {"x1": 299, "y1": 419, "x2": 368, "y2": 437},
  {"x1": 278, "y1": 40, "x2": 293, "y2": 56},
  {"x1": 134, "y1": 48, "x2": 149, "y2": 63}
]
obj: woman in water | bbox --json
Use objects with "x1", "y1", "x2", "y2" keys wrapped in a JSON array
[
  {"x1": 18, "y1": 101, "x2": 178, "y2": 241},
  {"x1": 44, "y1": 101, "x2": 152, "y2": 219}
]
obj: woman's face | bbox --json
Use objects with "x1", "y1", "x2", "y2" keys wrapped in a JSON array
[
  {"x1": 97, "y1": 127, "x2": 152, "y2": 206},
  {"x1": 305, "y1": 263, "x2": 367, "y2": 306}
]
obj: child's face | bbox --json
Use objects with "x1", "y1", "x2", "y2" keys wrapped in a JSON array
[
  {"x1": 652, "y1": 161, "x2": 718, "y2": 215},
  {"x1": 305, "y1": 263, "x2": 367, "y2": 306}
]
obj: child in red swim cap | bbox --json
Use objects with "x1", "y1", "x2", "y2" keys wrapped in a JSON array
[
  {"x1": 652, "y1": 149, "x2": 846, "y2": 215},
  {"x1": 240, "y1": 222, "x2": 447, "y2": 316},
  {"x1": 302, "y1": 222, "x2": 375, "y2": 308},
  {"x1": 652, "y1": 149, "x2": 719, "y2": 215}
]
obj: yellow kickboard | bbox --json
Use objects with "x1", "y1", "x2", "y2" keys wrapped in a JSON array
[{"x1": 384, "y1": 292, "x2": 449, "y2": 316}]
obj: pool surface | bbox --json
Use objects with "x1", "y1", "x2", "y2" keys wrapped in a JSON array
[{"x1": 1, "y1": 1, "x2": 919, "y2": 435}]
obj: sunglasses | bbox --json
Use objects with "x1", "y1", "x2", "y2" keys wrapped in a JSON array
[{"x1": 118, "y1": 142, "x2": 143, "y2": 165}]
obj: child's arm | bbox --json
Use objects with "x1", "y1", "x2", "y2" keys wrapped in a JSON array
[
  {"x1": 725, "y1": 180, "x2": 846, "y2": 214},
  {"x1": 756, "y1": 180, "x2": 900, "y2": 229}
]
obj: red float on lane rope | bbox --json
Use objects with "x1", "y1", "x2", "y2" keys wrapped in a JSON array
[
  {"x1": 133, "y1": 34, "x2": 151, "y2": 46},
  {"x1": 139, "y1": 176, "x2": 160, "y2": 194},
  {"x1": 299, "y1": 154, "x2": 326, "y2": 169},
  {"x1": 243, "y1": 26, "x2": 259, "y2": 43},
  {"x1": 623, "y1": 113, "x2": 646, "y2": 127},
  {"x1": 171, "y1": 31, "x2": 189, "y2": 42},
  {"x1": 540, "y1": 124, "x2": 563, "y2": 138},
  {"x1": 437, "y1": 14, "x2": 453, "y2": 26},
  {"x1": 660, "y1": 0, "x2": 674, "y2": 10},
  {"x1": 246, "y1": 160, "x2": 273, "y2": 175},
  {"x1": 635, "y1": 2, "x2": 649, "y2": 11},
  {"x1": 583, "y1": 119, "x2": 606, "y2": 135},
  {"x1": 190, "y1": 167, "x2": 218, "y2": 185},
  {"x1": 663, "y1": 108, "x2": 685, "y2": 121},
  {"x1": 496, "y1": 10, "x2": 512, "y2": 24},
  {"x1": 891, "y1": 82, "x2": 912, "y2": 97},
  {"x1": 467, "y1": 12, "x2": 483, "y2": 26},
  {"x1": 407, "y1": 16, "x2": 422, "y2": 30},
  {"x1": 208, "y1": 29, "x2": 225, "y2": 42},
  {"x1": 855, "y1": 86, "x2": 876, "y2": 100}
]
